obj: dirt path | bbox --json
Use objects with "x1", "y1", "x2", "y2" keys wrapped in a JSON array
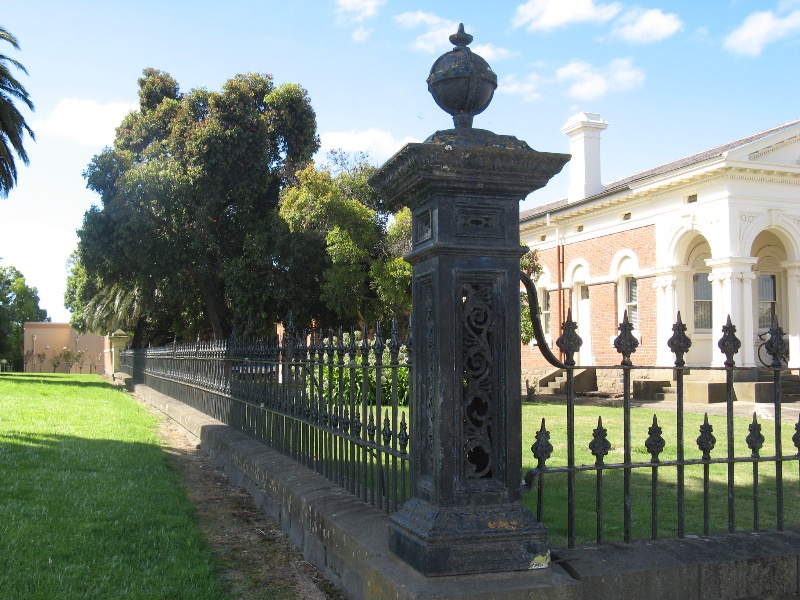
[{"x1": 152, "y1": 403, "x2": 345, "y2": 600}]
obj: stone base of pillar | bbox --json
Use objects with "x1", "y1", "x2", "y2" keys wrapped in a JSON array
[{"x1": 388, "y1": 498, "x2": 550, "y2": 576}]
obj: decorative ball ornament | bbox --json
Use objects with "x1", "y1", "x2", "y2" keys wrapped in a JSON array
[{"x1": 426, "y1": 24, "x2": 497, "y2": 129}]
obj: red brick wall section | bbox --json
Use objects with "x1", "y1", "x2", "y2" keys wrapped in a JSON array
[
  {"x1": 523, "y1": 225, "x2": 657, "y2": 370},
  {"x1": 536, "y1": 225, "x2": 656, "y2": 280}
]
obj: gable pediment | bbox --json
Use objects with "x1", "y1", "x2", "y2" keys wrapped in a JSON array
[
  {"x1": 725, "y1": 126, "x2": 800, "y2": 168},
  {"x1": 747, "y1": 134, "x2": 800, "y2": 164}
]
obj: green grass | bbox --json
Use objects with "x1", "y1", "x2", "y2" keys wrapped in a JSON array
[
  {"x1": 0, "y1": 373, "x2": 227, "y2": 600},
  {"x1": 521, "y1": 402, "x2": 800, "y2": 547}
]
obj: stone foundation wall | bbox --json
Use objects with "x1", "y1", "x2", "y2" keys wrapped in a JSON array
[{"x1": 124, "y1": 376, "x2": 800, "y2": 600}]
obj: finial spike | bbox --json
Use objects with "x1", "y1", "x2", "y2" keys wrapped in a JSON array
[{"x1": 450, "y1": 23, "x2": 473, "y2": 47}]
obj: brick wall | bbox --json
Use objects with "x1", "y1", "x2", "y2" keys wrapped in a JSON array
[{"x1": 522, "y1": 225, "x2": 658, "y2": 387}]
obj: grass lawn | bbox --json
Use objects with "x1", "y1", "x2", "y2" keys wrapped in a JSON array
[
  {"x1": 521, "y1": 401, "x2": 800, "y2": 547},
  {"x1": 0, "y1": 373, "x2": 226, "y2": 599}
]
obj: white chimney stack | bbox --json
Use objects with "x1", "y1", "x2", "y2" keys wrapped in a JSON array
[{"x1": 561, "y1": 112, "x2": 608, "y2": 203}]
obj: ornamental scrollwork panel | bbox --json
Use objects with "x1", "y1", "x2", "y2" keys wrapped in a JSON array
[{"x1": 459, "y1": 274, "x2": 503, "y2": 482}]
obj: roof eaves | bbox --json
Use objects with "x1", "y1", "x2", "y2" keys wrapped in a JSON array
[{"x1": 519, "y1": 119, "x2": 800, "y2": 225}]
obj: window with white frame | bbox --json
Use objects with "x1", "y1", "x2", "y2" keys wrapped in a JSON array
[
  {"x1": 758, "y1": 274, "x2": 776, "y2": 329},
  {"x1": 693, "y1": 273, "x2": 712, "y2": 331},
  {"x1": 623, "y1": 277, "x2": 638, "y2": 329},
  {"x1": 539, "y1": 288, "x2": 551, "y2": 337}
]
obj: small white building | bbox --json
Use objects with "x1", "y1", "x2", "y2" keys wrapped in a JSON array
[{"x1": 520, "y1": 113, "x2": 800, "y2": 391}]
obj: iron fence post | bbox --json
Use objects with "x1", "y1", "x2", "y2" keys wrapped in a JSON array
[{"x1": 369, "y1": 25, "x2": 568, "y2": 576}]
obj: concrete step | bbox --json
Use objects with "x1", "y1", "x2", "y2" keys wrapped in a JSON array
[{"x1": 538, "y1": 389, "x2": 562, "y2": 395}]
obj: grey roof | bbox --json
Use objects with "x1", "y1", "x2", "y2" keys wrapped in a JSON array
[{"x1": 520, "y1": 119, "x2": 800, "y2": 224}]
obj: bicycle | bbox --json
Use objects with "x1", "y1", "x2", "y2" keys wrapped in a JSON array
[{"x1": 756, "y1": 331, "x2": 789, "y2": 368}]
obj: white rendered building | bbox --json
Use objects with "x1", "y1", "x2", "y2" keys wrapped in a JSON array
[{"x1": 520, "y1": 113, "x2": 800, "y2": 390}]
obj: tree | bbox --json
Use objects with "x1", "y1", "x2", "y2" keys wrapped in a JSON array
[
  {"x1": 279, "y1": 155, "x2": 411, "y2": 325},
  {"x1": 0, "y1": 264, "x2": 48, "y2": 369},
  {"x1": 48, "y1": 350, "x2": 63, "y2": 373},
  {"x1": 76, "y1": 69, "x2": 319, "y2": 344},
  {"x1": 520, "y1": 249, "x2": 543, "y2": 345},
  {"x1": 0, "y1": 26, "x2": 34, "y2": 197}
]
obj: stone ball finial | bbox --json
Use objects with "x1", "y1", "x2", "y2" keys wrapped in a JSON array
[{"x1": 427, "y1": 23, "x2": 497, "y2": 129}]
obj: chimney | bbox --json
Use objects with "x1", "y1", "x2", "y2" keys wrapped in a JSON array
[{"x1": 561, "y1": 112, "x2": 608, "y2": 203}]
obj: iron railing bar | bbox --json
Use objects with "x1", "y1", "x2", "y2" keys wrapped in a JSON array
[
  {"x1": 566, "y1": 366, "x2": 576, "y2": 548},
  {"x1": 528, "y1": 453, "x2": 800, "y2": 474},
  {"x1": 651, "y1": 461, "x2": 658, "y2": 541},
  {"x1": 726, "y1": 360, "x2": 736, "y2": 533},
  {"x1": 374, "y1": 329, "x2": 385, "y2": 512},
  {"x1": 623, "y1": 364, "x2": 632, "y2": 543},
  {"x1": 676, "y1": 365, "x2": 685, "y2": 538},
  {"x1": 774, "y1": 365, "x2": 784, "y2": 530}
]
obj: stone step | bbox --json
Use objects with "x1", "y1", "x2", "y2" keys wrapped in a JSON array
[{"x1": 538, "y1": 387, "x2": 561, "y2": 395}]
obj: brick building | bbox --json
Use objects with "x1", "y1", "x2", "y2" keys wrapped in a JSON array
[{"x1": 520, "y1": 113, "x2": 800, "y2": 392}]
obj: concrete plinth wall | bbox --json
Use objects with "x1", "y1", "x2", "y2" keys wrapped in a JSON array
[{"x1": 121, "y1": 376, "x2": 800, "y2": 600}]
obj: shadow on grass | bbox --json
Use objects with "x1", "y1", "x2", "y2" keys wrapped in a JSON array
[
  {"x1": 0, "y1": 373, "x2": 116, "y2": 390},
  {"x1": 0, "y1": 430, "x2": 223, "y2": 598}
]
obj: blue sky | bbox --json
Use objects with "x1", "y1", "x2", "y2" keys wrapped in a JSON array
[{"x1": 2, "y1": 0, "x2": 799, "y2": 322}]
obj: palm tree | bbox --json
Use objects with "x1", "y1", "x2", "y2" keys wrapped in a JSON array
[
  {"x1": 83, "y1": 283, "x2": 142, "y2": 334},
  {"x1": 0, "y1": 26, "x2": 34, "y2": 197}
]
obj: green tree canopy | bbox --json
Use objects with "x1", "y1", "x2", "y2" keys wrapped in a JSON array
[
  {"x1": 279, "y1": 155, "x2": 411, "y2": 325},
  {"x1": 0, "y1": 25, "x2": 34, "y2": 197},
  {"x1": 75, "y1": 69, "x2": 319, "y2": 345},
  {"x1": 0, "y1": 264, "x2": 48, "y2": 369}
]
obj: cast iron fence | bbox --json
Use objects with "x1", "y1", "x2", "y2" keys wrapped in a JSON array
[
  {"x1": 120, "y1": 317, "x2": 412, "y2": 513},
  {"x1": 121, "y1": 294, "x2": 800, "y2": 550},
  {"x1": 522, "y1": 282, "x2": 800, "y2": 548}
]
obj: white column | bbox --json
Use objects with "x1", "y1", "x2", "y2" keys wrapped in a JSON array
[
  {"x1": 739, "y1": 272, "x2": 756, "y2": 367},
  {"x1": 653, "y1": 270, "x2": 685, "y2": 366},
  {"x1": 782, "y1": 261, "x2": 800, "y2": 368},
  {"x1": 706, "y1": 271, "x2": 728, "y2": 368},
  {"x1": 706, "y1": 257, "x2": 758, "y2": 368},
  {"x1": 653, "y1": 277, "x2": 668, "y2": 366}
]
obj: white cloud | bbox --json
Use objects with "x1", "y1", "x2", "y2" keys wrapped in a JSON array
[
  {"x1": 724, "y1": 9, "x2": 800, "y2": 56},
  {"x1": 319, "y1": 128, "x2": 419, "y2": 162},
  {"x1": 394, "y1": 12, "x2": 459, "y2": 53},
  {"x1": 33, "y1": 98, "x2": 136, "y2": 147},
  {"x1": 352, "y1": 26, "x2": 373, "y2": 42},
  {"x1": 470, "y1": 43, "x2": 519, "y2": 61},
  {"x1": 513, "y1": 0, "x2": 622, "y2": 31},
  {"x1": 497, "y1": 73, "x2": 542, "y2": 102},
  {"x1": 556, "y1": 58, "x2": 645, "y2": 100},
  {"x1": 612, "y1": 8, "x2": 683, "y2": 43},
  {"x1": 335, "y1": 0, "x2": 385, "y2": 22}
]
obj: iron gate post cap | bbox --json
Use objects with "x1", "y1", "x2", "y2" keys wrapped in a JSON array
[{"x1": 427, "y1": 23, "x2": 497, "y2": 129}]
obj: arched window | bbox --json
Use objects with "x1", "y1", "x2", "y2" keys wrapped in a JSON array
[
  {"x1": 693, "y1": 273, "x2": 712, "y2": 331},
  {"x1": 612, "y1": 252, "x2": 640, "y2": 331},
  {"x1": 623, "y1": 276, "x2": 638, "y2": 329},
  {"x1": 758, "y1": 274, "x2": 776, "y2": 329},
  {"x1": 539, "y1": 287, "x2": 551, "y2": 337},
  {"x1": 755, "y1": 250, "x2": 783, "y2": 332}
]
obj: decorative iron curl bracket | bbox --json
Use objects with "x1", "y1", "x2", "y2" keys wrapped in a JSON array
[{"x1": 520, "y1": 271, "x2": 566, "y2": 369}]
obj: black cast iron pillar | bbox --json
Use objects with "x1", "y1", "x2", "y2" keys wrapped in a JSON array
[{"x1": 368, "y1": 25, "x2": 570, "y2": 576}]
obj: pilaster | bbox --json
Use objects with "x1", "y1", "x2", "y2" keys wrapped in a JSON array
[
  {"x1": 706, "y1": 257, "x2": 757, "y2": 367},
  {"x1": 781, "y1": 261, "x2": 800, "y2": 368}
]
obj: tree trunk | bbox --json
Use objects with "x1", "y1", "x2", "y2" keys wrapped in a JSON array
[{"x1": 196, "y1": 275, "x2": 231, "y2": 340}]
